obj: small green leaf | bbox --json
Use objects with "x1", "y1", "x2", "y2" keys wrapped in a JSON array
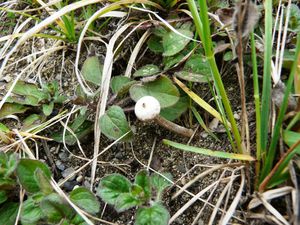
[
  {"x1": 0, "y1": 190, "x2": 7, "y2": 204},
  {"x1": 16, "y1": 159, "x2": 51, "y2": 193},
  {"x1": 134, "y1": 170, "x2": 151, "y2": 200},
  {"x1": 150, "y1": 173, "x2": 172, "y2": 197},
  {"x1": 0, "y1": 103, "x2": 28, "y2": 119},
  {"x1": 0, "y1": 202, "x2": 19, "y2": 225},
  {"x1": 223, "y1": 51, "x2": 233, "y2": 61},
  {"x1": 70, "y1": 187, "x2": 100, "y2": 214},
  {"x1": 135, "y1": 203, "x2": 170, "y2": 225},
  {"x1": 41, "y1": 193, "x2": 74, "y2": 223},
  {"x1": 133, "y1": 64, "x2": 160, "y2": 77},
  {"x1": 97, "y1": 174, "x2": 131, "y2": 205},
  {"x1": 288, "y1": 4, "x2": 300, "y2": 32},
  {"x1": 81, "y1": 56, "x2": 103, "y2": 86},
  {"x1": 110, "y1": 76, "x2": 136, "y2": 95},
  {"x1": 21, "y1": 197, "x2": 44, "y2": 224},
  {"x1": 22, "y1": 114, "x2": 43, "y2": 131},
  {"x1": 129, "y1": 75, "x2": 180, "y2": 108},
  {"x1": 8, "y1": 81, "x2": 49, "y2": 103},
  {"x1": 42, "y1": 102, "x2": 54, "y2": 116},
  {"x1": 115, "y1": 193, "x2": 140, "y2": 212},
  {"x1": 162, "y1": 29, "x2": 193, "y2": 56},
  {"x1": 99, "y1": 106, "x2": 132, "y2": 141},
  {"x1": 147, "y1": 35, "x2": 163, "y2": 53}
]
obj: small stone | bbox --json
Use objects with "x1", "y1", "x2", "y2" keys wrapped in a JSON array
[
  {"x1": 234, "y1": 113, "x2": 240, "y2": 120},
  {"x1": 84, "y1": 180, "x2": 91, "y2": 189},
  {"x1": 200, "y1": 131, "x2": 208, "y2": 138},
  {"x1": 55, "y1": 160, "x2": 65, "y2": 171},
  {"x1": 63, "y1": 181, "x2": 77, "y2": 191},
  {"x1": 58, "y1": 152, "x2": 69, "y2": 162},
  {"x1": 62, "y1": 167, "x2": 76, "y2": 181},
  {"x1": 73, "y1": 185, "x2": 80, "y2": 190},
  {"x1": 76, "y1": 175, "x2": 83, "y2": 183}
]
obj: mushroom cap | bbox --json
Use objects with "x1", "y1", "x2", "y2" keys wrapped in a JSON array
[{"x1": 134, "y1": 96, "x2": 161, "y2": 121}]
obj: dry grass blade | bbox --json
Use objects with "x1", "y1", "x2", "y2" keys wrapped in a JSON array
[
  {"x1": 248, "y1": 186, "x2": 293, "y2": 209},
  {"x1": 91, "y1": 23, "x2": 133, "y2": 189},
  {"x1": 257, "y1": 193, "x2": 290, "y2": 225},
  {"x1": 219, "y1": 169, "x2": 245, "y2": 225},
  {"x1": 124, "y1": 28, "x2": 151, "y2": 77}
]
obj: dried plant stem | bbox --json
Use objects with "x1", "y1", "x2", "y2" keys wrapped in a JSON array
[
  {"x1": 154, "y1": 116, "x2": 194, "y2": 138},
  {"x1": 235, "y1": 0, "x2": 250, "y2": 153}
]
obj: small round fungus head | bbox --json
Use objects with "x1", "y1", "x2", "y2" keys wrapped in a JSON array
[{"x1": 134, "y1": 96, "x2": 161, "y2": 121}]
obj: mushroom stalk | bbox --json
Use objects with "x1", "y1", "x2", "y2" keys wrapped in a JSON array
[
  {"x1": 154, "y1": 115, "x2": 194, "y2": 138},
  {"x1": 134, "y1": 96, "x2": 194, "y2": 138}
]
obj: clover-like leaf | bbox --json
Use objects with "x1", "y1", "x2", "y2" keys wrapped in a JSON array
[
  {"x1": 81, "y1": 56, "x2": 103, "y2": 86},
  {"x1": 162, "y1": 29, "x2": 193, "y2": 56},
  {"x1": 99, "y1": 106, "x2": 132, "y2": 141},
  {"x1": 130, "y1": 75, "x2": 180, "y2": 108},
  {"x1": 135, "y1": 203, "x2": 170, "y2": 225},
  {"x1": 133, "y1": 64, "x2": 160, "y2": 77},
  {"x1": 70, "y1": 187, "x2": 100, "y2": 215},
  {"x1": 97, "y1": 174, "x2": 131, "y2": 205},
  {"x1": 16, "y1": 159, "x2": 51, "y2": 193}
]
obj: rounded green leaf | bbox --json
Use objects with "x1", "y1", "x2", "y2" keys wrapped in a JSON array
[
  {"x1": 134, "y1": 170, "x2": 151, "y2": 200},
  {"x1": 81, "y1": 56, "x2": 103, "y2": 86},
  {"x1": 135, "y1": 203, "x2": 170, "y2": 225},
  {"x1": 99, "y1": 106, "x2": 132, "y2": 141},
  {"x1": 129, "y1": 75, "x2": 180, "y2": 108},
  {"x1": 16, "y1": 159, "x2": 51, "y2": 193},
  {"x1": 147, "y1": 35, "x2": 163, "y2": 53},
  {"x1": 110, "y1": 76, "x2": 136, "y2": 95},
  {"x1": 97, "y1": 174, "x2": 131, "y2": 205},
  {"x1": 160, "y1": 96, "x2": 189, "y2": 121},
  {"x1": 162, "y1": 29, "x2": 193, "y2": 56},
  {"x1": 133, "y1": 64, "x2": 160, "y2": 77},
  {"x1": 70, "y1": 187, "x2": 100, "y2": 215}
]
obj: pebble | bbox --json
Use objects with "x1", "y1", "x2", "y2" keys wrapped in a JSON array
[
  {"x1": 58, "y1": 152, "x2": 69, "y2": 162},
  {"x1": 234, "y1": 113, "x2": 240, "y2": 120},
  {"x1": 55, "y1": 160, "x2": 65, "y2": 171},
  {"x1": 76, "y1": 175, "x2": 83, "y2": 183},
  {"x1": 84, "y1": 180, "x2": 91, "y2": 189},
  {"x1": 63, "y1": 181, "x2": 77, "y2": 191},
  {"x1": 62, "y1": 167, "x2": 76, "y2": 181},
  {"x1": 200, "y1": 131, "x2": 208, "y2": 138}
]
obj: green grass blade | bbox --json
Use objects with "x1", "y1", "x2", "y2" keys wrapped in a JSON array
[
  {"x1": 250, "y1": 31, "x2": 261, "y2": 184},
  {"x1": 163, "y1": 139, "x2": 255, "y2": 161},
  {"x1": 259, "y1": 0, "x2": 273, "y2": 159},
  {"x1": 186, "y1": 0, "x2": 243, "y2": 154},
  {"x1": 260, "y1": 33, "x2": 300, "y2": 181}
]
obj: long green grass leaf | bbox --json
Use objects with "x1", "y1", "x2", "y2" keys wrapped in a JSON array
[{"x1": 163, "y1": 139, "x2": 255, "y2": 161}]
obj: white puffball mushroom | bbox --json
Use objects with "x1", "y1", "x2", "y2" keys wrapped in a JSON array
[{"x1": 134, "y1": 96, "x2": 161, "y2": 121}]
